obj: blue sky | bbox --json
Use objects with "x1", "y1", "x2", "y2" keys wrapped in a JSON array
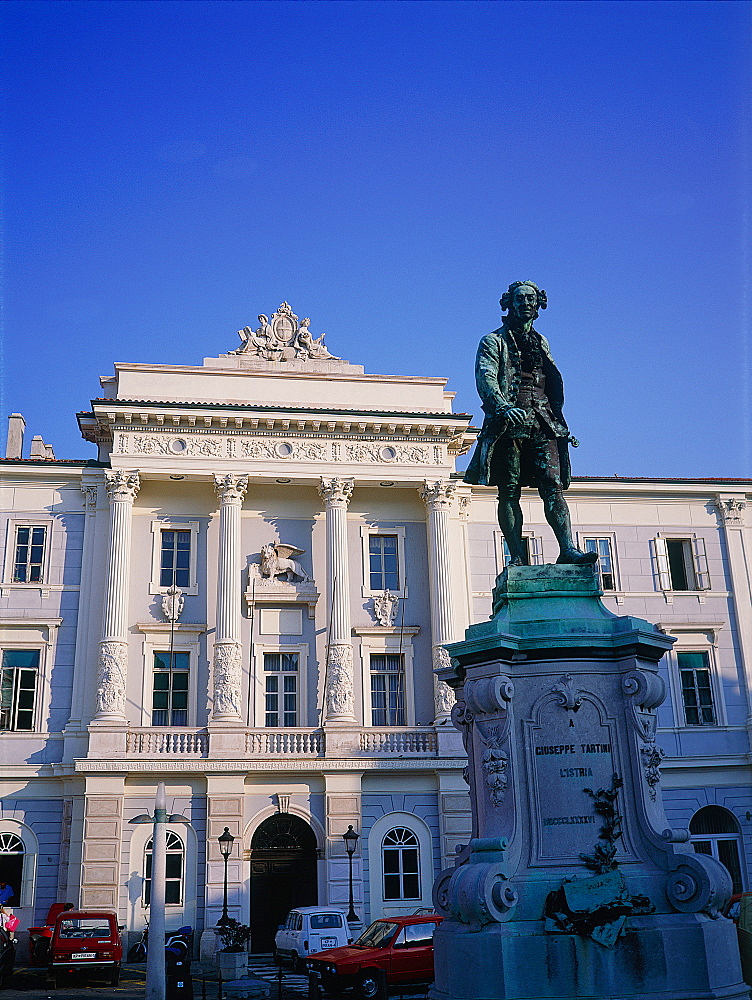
[{"x1": 1, "y1": 0, "x2": 750, "y2": 477}]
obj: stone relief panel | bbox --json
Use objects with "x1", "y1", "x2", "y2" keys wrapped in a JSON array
[
  {"x1": 432, "y1": 646, "x2": 456, "y2": 715},
  {"x1": 372, "y1": 590, "x2": 399, "y2": 626},
  {"x1": 96, "y1": 641, "x2": 128, "y2": 716},
  {"x1": 212, "y1": 641, "x2": 243, "y2": 717},
  {"x1": 481, "y1": 741, "x2": 510, "y2": 807},
  {"x1": 251, "y1": 543, "x2": 310, "y2": 583},
  {"x1": 325, "y1": 643, "x2": 355, "y2": 718}
]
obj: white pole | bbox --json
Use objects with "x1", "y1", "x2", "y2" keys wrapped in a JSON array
[{"x1": 146, "y1": 782, "x2": 167, "y2": 1000}]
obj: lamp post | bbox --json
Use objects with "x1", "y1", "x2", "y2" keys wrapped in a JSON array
[
  {"x1": 217, "y1": 827, "x2": 235, "y2": 928},
  {"x1": 129, "y1": 782, "x2": 190, "y2": 1000},
  {"x1": 342, "y1": 825, "x2": 359, "y2": 923}
]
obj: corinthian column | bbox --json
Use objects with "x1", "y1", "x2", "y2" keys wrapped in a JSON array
[
  {"x1": 94, "y1": 470, "x2": 140, "y2": 721},
  {"x1": 318, "y1": 478, "x2": 356, "y2": 723},
  {"x1": 212, "y1": 474, "x2": 248, "y2": 720},
  {"x1": 420, "y1": 480, "x2": 458, "y2": 721}
]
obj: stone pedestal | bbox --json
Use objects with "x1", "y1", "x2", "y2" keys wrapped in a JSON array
[{"x1": 430, "y1": 565, "x2": 747, "y2": 1000}]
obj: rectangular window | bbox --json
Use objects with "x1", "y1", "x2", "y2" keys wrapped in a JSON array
[
  {"x1": 654, "y1": 537, "x2": 710, "y2": 591},
  {"x1": 370, "y1": 654, "x2": 405, "y2": 727},
  {"x1": 584, "y1": 538, "x2": 616, "y2": 590},
  {"x1": 369, "y1": 535, "x2": 399, "y2": 592},
  {"x1": 264, "y1": 652, "x2": 299, "y2": 727},
  {"x1": 152, "y1": 651, "x2": 189, "y2": 726},
  {"x1": 0, "y1": 650, "x2": 39, "y2": 731},
  {"x1": 13, "y1": 526, "x2": 47, "y2": 583},
  {"x1": 678, "y1": 651, "x2": 716, "y2": 726},
  {"x1": 160, "y1": 530, "x2": 191, "y2": 589},
  {"x1": 501, "y1": 537, "x2": 530, "y2": 568}
]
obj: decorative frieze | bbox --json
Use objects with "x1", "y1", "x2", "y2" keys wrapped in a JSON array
[{"x1": 116, "y1": 433, "x2": 443, "y2": 465}]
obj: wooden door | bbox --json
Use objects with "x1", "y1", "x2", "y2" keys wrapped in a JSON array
[{"x1": 250, "y1": 815, "x2": 318, "y2": 954}]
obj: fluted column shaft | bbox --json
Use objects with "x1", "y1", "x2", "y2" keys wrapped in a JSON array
[
  {"x1": 212, "y1": 474, "x2": 248, "y2": 720},
  {"x1": 420, "y1": 480, "x2": 458, "y2": 719},
  {"x1": 95, "y1": 470, "x2": 140, "y2": 721},
  {"x1": 319, "y1": 478, "x2": 356, "y2": 723}
]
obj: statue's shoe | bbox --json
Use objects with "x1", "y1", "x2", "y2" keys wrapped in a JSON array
[{"x1": 556, "y1": 548, "x2": 599, "y2": 565}]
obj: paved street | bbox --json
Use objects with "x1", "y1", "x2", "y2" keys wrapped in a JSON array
[{"x1": 2, "y1": 959, "x2": 431, "y2": 999}]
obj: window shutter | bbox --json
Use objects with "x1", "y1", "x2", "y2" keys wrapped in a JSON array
[
  {"x1": 693, "y1": 536, "x2": 710, "y2": 590},
  {"x1": 653, "y1": 537, "x2": 671, "y2": 590},
  {"x1": 529, "y1": 536, "x2": 543, "y2": 566}
]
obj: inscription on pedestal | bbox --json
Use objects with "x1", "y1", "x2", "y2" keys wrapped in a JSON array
[{"x1": 530, "y1": 698, "x2": 615, "y2": 861}]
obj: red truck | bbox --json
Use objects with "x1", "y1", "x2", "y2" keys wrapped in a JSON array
[{"x1": 306, "y1": 913, "x2": 442, "y2": 998}]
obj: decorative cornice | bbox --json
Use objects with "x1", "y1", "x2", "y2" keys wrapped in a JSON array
[{"x1": 76, "y1": 757, "x2": 470, "y2": 773}]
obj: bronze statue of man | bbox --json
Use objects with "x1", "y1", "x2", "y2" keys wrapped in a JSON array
[{"x1": 464, "y1": 281, "x2": 598, "y2": 567}]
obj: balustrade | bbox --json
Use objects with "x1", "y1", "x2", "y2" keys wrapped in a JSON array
[
  {"x1": 359, "y1": 729, "x2": 438, "y2": 755},
  {"x1": 126, "y1": 729, "x2": 209, "y2": 755},
  {"x1": 245, "y1": 729, "x2": 325, "y2": 755}
]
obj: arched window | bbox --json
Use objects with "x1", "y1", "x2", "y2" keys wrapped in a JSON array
[
  {"x1": 690, "y1": 806, "x2": 744, "y2": 894},
  {"x1": 0, "y1": 834, "x2": 24, "y2": 905},
  {"x1": 382, "y1": 828, "x2": 420, "y2": 901},
  {"x1": 144, "y1": 832, "x2": 184, "y2": 905}
]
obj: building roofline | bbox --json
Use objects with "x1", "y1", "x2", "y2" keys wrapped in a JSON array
[
  {"x1": 82, "y1": 399, "x2": 474, "y2": 421},
  {"x1": 452, "y1": 472, "x2": 752, "y2": 487},
  {"x1": 0, "y1": 458, "x2": 106, "y2": 468}
]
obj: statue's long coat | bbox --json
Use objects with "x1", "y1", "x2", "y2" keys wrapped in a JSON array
[{"x1": 463, "y1": 323, "x2": 572, "y2": 489}]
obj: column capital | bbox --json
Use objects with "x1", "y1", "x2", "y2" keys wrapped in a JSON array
[
  {"x1": 319, "y1": 477, "x2": 354, "y2": 507},
  {"x1": 716, "y1": 496, "x2": 747, "y2": 527},
  {"x1": 420, "y1": 480, "x2": 457, "y2": 511},
  {"x1": 104, "y1": 469, "x2": 140, "y2": 503},
  {"x1": 214, "y1": 473, "x2": 248, "y2": 505}
]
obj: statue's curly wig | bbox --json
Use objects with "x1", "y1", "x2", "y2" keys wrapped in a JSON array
[{"x1": 500, "y1": 281, "x2": 547, "y2": 313}]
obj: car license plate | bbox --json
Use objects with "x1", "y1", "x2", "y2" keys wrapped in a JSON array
[
  {"x1": 321, "y1": 938, "x2": 336, "y2": 948},
  {"x1": 71, "y1": 953, "x2": 98, "y2": 960}
]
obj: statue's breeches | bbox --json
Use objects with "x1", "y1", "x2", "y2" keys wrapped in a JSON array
[{"x1": 492, "y1": 434, "x2": 565, "y2": 500}]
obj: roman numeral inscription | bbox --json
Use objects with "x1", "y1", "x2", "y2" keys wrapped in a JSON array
[{"x1": 530, "y1": 697, "x2": 616, "y2": 862}]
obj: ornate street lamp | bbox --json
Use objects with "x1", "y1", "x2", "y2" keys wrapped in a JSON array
[
  {"x1": 342, "y1": 825, "x2": 359, "y2": 923},
  {"x1": 217, "y1": 827, "x2": 235, "y2": 927}
]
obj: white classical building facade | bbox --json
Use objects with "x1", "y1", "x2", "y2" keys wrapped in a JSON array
[{"x1": 1, "y1": 303, "x2": 751, "y2": 955}]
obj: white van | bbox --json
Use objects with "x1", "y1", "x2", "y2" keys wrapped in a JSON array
[{"x1": 274, "y1": 906, "x2": 351, "y2": 970}]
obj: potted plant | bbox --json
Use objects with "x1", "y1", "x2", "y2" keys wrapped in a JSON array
[{"x1": 215, "y1": 918, "x2": 251, "y2": 979}]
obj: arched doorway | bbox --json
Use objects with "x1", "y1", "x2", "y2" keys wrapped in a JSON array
[
  {"x1": 250, "y1": 814, "x2": 318, "y2": 953},
  {"x1": 690, "y1": 805, "x2": 745, "y2": 894}
]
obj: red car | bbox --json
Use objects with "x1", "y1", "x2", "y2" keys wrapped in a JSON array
[
  {"x1": 48, "y1": 910, "x2": 122, "y2": 987},
  {"x1": 306, "y1": 913, "x2": 442, "y2": 998}
]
